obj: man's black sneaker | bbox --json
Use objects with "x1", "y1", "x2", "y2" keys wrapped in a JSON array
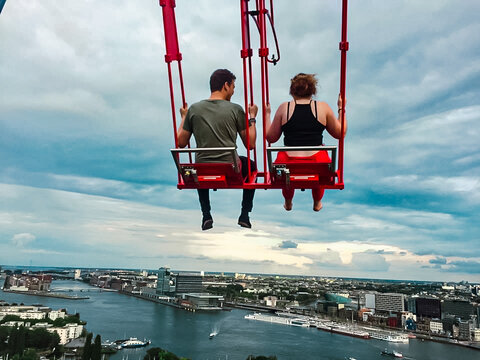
[
  {"x1": 238, "y1": 213, "x2": 251, "y2": 228},
  {"x1": 202, "y1": 215, "x2": 213, "y2": 231}
]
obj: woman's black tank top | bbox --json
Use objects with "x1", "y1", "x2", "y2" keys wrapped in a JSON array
[{"x1": 281, "y1": 101, "x2": 325, "y2": 146}]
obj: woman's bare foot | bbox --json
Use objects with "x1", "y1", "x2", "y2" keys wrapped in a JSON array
[
  {"x1": 284, "y1": 199, "x2": 293, "y2": 211},
  {"x1": 313, "y1": 200, "x2": 323, "y2": 212}
]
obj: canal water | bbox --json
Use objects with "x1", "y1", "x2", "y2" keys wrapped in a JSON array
[{"x1": 0, "y1": 280, "x2": 477, "y2": 360}]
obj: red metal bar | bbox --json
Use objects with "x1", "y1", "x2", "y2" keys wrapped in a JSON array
[
  {"x1": 258, "y1": 0, "x2": 268, "y2": 178},
  {"x1": 160, "y1": 0, "x2": 182, "y2": 63},
  {"x1": 160, "y1": 0, "x2": 186, "y2": 181},
  {"x1": 166, "y1": 62, "x2": 181, "y2": 183},
  {"x1": 338, "y1": 0, "x2": 348, "y2": 186},
  {"x1": 240, "y1": 0, "x2": 253, "y2": 181}
]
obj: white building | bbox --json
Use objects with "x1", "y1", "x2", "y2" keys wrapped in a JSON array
[
  {"x1": 74, "y1": 269, "x2": 82, "y2": 280},
  {"x1": 0, "y1": 308, "x2": 46, "y2": 320},
  {"x1": 365, "y1": 293, "x2": 375, "y2": 309},
  {"x1": 430, "y1": 319, "x2": 443, "y2": 334},
  {"x1": 48, "y1": 310, "x2": 66, "y2": 321},
  {"x1": 264, "y1": 296, "x2": 277, "y2": 307},
  {"x1": 473, "y1": 328, "x2": 480, "y2": 342},
  {"x1": 47, "y1": 324, "x2": 84, "y2": 345}
]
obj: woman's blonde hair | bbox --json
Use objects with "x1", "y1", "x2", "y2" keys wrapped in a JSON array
[{"x1": 289, "y1": 73, "x2": 318, "y2": 98}]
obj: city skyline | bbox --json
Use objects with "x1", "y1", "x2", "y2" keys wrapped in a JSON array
[{"x1": 1, "y1": 1, "x2": 479, "y2": 282}]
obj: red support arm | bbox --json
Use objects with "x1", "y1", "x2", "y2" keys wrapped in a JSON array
[{"x1": 338, "y1": 0, "x2": 349, "y2": 186}]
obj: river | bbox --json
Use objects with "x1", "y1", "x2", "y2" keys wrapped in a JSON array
[{"x1": 0, "y1": 280, "x2": 477, "y2": 360}]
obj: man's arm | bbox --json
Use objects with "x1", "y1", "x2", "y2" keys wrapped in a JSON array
[
  {"x1": 240, "y1": 104, "x2": 258, "y2": 149},
  {"x1": 177, "y1": 104, "x2": 192, "y2": 148}
]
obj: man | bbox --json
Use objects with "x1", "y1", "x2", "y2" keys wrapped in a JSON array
[{"x1": 178, "y1": 69, "x2": 258, "y2": 231}]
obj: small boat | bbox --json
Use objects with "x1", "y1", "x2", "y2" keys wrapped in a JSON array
[
  {"x1": 381, "y1": 349, "x2": 403, "y2": 358},
  {"x1": 209, "y1": 331, "x2": 217, "y2": 339},
  {"x1": 121, "y1": 338, "x2": 151, "y2": 348}
]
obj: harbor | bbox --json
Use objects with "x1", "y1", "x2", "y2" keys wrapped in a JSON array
[{"x1": 1, "y1": 280, "x2": 479, "y2": 360}]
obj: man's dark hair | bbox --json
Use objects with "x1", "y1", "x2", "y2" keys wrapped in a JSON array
[{"x1": 210, "y1": 69, "x2": 236, "y2": 92}]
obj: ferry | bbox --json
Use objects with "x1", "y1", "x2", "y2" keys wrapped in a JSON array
[
  {"x1": 244, "y1": 312, "x2": 309, "y2": 327},
  {"x1": 120, "y1": 338, "x2": 151, "y2": 348},
  {"x1": 370, "y1": 332, "x2": 409, "y2": 343},
  {"x1": 316, "y1": 322, "x2": 370, "y2": 339}
]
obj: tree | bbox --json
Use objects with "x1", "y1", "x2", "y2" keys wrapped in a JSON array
[
  {"x1": 8, "y1": 327, "x2": 18, "y2": 356},
  {"x1": 91, "y1": 335, "x2": 101, "y2": 360},
  {"x1": 22, "y1": 348, "x2": 38, "y2": 360},
  {"x1": 143, "y1": 347, "x2": 191, "y2": 360},
  {"x1": 0, "y1": 326, "x2": 9, "y2": 351},
  {"x1": 82, "y1": 333, "x2": 93, "y2": 360},
  {"x1": 0, "y1": 314, "x2": 22, "y2": 324}
]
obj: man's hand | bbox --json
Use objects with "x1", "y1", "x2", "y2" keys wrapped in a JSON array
[
  {"x1": 180, "y1": 103, "x2": 188, "y2": 119},
  {"x1": 248, "y1": 104, "x2": 258, "y2": 118}
]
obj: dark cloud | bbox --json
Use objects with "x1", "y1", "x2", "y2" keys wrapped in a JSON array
[
  {"x1": 429, "y1": 257, "x2": 447, "y2": 265},
  {"x1": 446, "y1": 260, "x2": 480, "y2": 274}
]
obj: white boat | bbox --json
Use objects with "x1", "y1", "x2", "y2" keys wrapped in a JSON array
[
  {"x1": 369, "y1": 331, "x2": 409, "y2": 343},
  {"x1": 244, "y1": 313, "x2": 309, "y2": 327},
  {"x1": 209, "y1": 331, "x2": 217, "y2": 339},
  {"x1": 121, "y1": 338, "x2": 151, "y2": 348}
]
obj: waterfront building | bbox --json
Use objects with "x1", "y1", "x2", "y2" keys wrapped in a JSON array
[
  {"x1": 180, "y1": 293, "x2": 224, "y2": 310},
  {"x1": 264, "y1": 296, "x2": 277, "y2": 307},
  {"x1": 430, "y1": 318, "x2": 443, "y2": 334},
  {"x1": 407, "y1": 296, "x2": 416, "y2": 314},
  {"x1": 442, "y1": 299, "x2": 474, "y2": 320},
  {"x1": 458, "y1": 320, "x2": 473, "y2": 341},
  {"x1": 0, "y1": 306, "x2": 46, "y2": 320},
  {"x1": 47, "y1": 323, "x2": 84, "y2": 345},
  {"x1": 48, "y1": 309, "x2": 67, "y2": 321},
  {"x1": 473, "y1": 328, "x2": 480, "y2": 342},
  {"x1": 74, "y1": 269, "x2": 82, "y2": 280},
  {"x1": 375, "y1": 293, "x2": 405, "y2": 313},
  {"x1": 156, "y1": 267, "x2": 175, "y2": 296},
  {"x1": 400, "y1": 311, "x2": 416, "y2": 328},
  {"x1": 365, "y1": 293, "x2": 375, "y2": 310},
  {"x1": 416, "y1": 297, "x2": 441, "y2": 319},
  {"x1": 4, "y1": 274, "x2": 52, "y2": 291},
  {"x1": 175, "y1": 272, "x2": 203, "y2": 294}
]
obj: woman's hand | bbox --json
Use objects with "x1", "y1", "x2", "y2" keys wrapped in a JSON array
[
  {"x1": 265, "y1": 103, "x2": 271, "y2": 116},
  {"x1": 337, "y1": 94, "x2": 346, "y2": 111}
]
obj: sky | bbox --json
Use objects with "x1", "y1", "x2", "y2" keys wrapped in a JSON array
[{"x1": 1, "y1": 1, "x2": 479, "y2": 282}]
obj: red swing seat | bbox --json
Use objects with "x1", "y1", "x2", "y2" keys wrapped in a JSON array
[
  {"x1": 171, "y1": 147, "x2": 248, "y2": 189},
  {"x1": 267, "y1": 145, "x2": 342, "y2": 190}
]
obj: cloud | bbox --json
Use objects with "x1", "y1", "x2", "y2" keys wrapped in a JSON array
[
  {"x1": 446, "y1": 260, "x2": 480, "y2": 274},
  {"x1": 350, "y1": 252, "x2": 390, "y2": 272},
  {"x1": 278, "y1": 240, "x2": 298, "y2": 249},
  {"x1": 429, "y1": 257, "x2": 447, "y2": 265},
  {"x1": 1, "y1": 1, "x2": 480, "y2": 282},
  {"x1": 11, "y1": 233, "x2": 36, "y2": 247}
]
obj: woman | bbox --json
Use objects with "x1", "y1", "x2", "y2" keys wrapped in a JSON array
[{"x1": 265, "y1": 73, "x2": 347, "y2": 211}]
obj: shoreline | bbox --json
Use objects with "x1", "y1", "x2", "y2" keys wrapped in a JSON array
[{"x1": 2, "y1": 289, "x2": 89, "y2": 300}]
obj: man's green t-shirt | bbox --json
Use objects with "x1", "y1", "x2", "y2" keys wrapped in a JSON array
[{"x1": 183, "y1": 99, "x2": 246, "y2": 163}]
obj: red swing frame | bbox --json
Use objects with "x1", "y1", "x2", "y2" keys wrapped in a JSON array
[{"x1": 160, "y1": 0, "x2": 349, "y2": 191}]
